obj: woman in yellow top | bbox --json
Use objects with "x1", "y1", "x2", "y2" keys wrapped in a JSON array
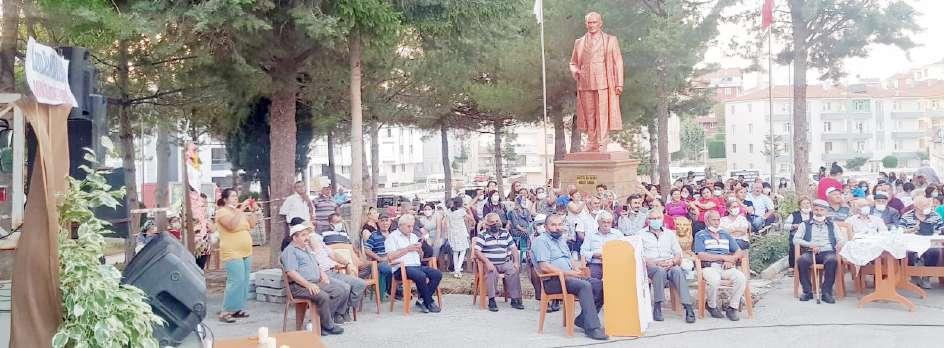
[{"x1": 216, "y1": 188, "x2": 257, "y2": 323}]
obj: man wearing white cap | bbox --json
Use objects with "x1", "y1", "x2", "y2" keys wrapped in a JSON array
[
  {"x1": 793, "y1": 199, "x2": 847, "y2": 304},
  {"x1": 280, "y1": 224, "x2": 348, "y2": 335}
]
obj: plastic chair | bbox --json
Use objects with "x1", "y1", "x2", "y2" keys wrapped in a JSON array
[
  {"x1": 281, "y1": 271, "x2": 320, "y2": 334},
  {"x1": 792, "y1": 245, "x2": 846, "y2": 299},
  {"x1": 328, "y1": 243, "x2": 382, "y2": 317},
  {"x1": 472, "y1": 258, "x2": 509, "y2": 309},
  {"x1": 389, "y1": 257, "x2": 443, "y2": 315},
  {"x1": 536, "y1": 270, "x2": 578, "y2": 336},
  {"x1": 693, "y1": 253, "x2": 754, "y2": 319}
]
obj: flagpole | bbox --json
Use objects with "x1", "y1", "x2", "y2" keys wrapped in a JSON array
[
  {"x1": 539, "y1": 4, "x2": 550, "y2": 184},
  {"x1": 767, "y1": 26, "x2": 776, "y2": 188}
]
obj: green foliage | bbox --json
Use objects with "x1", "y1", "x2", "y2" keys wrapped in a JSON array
[
  {"x1": 679, "y1": 118, "x2": 705, "y2": 161},
  {"x1": 762, "y1": 134, "x2": 785, "y2": 161},
  {"x1": 882, "y1": 155, "x2": 899, "y2": 168},
  {"x1": 916, "y1": 152, "x2": 929, "y2": 161},
  {"x1": 749, "y1": 230, "x2": 789, "y2": 274},
  {"x1": 707, "y1": 133, "x2": 726, "y2": 158},
  {"x1": 53, "y1": 152, "x2": 163, "y2": 348},
  {"x1": 776, "y1": 192, "x2": 800, "y2": 219},
  {"x1": 846, "y1": 156, "x2": 869, "y2": 171},
  {"x1": 225, "y1": 97, "x2": 315, "y2": 187}
]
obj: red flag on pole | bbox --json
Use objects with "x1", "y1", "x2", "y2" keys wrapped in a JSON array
[{"x1": 762, "y1": 0, "x2": 774, "y2": 28}]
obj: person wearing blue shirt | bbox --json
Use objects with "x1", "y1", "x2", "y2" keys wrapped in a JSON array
[
  {"x1": 693, "y1": 210, "x2": 746, "y2": 321},
  {"x1": 531, "y1": 214, "x2": 608, "y2": 341}
]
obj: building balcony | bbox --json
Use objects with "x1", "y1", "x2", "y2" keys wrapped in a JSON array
[
  {"x1": 891, "y1": 130, "x2": 924, "y2": 139},
  {"x1": 821, "y1": 133, "x2": 848, "y2": 141},
  {"x1": 821, "y1": 112, "x2": 872, "y2": 120},
  {"x1": 891, "y1": 111, "x2": 924, "y2": 119},
  {"x1": 846, "y1": 133, "x2": 872, "y2": 140},
  {"x1": 822, "y1": 152, "x2": 873, "y2": 162}
]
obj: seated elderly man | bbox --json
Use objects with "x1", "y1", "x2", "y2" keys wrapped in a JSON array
[
  {"x1": 793, "y1": 199, "x2": 847, "y2": 303},
  {"x1": 280, "y1": 224, "x2": 347, "y2": 335},
  {"x1": 580, "y1": 211, "x2": 623, "y2": 280},
  {"x1": 693, "y1": 210, "x2": 746, "y2": 321},
  {"x1": 532, "y1": 214, "x2": 608, "y2": 341},
  {"x1": 641, "y1": 209, "x2": 696, "y2": 323},
  {"x1": 899, "y1": 197, "x2": 944, "y2": 289},
  {"x1": 309, "y1": 222, "x2": 367, "y2": 323},
  {"x1": 473, "y1": 213, "x2": 525, "y2": 312},
  {"x1": 385, "y1": 214, "x2": 443, "y2": 313},
  {"x1": 870, "y1": 192, "x2": 900, "y2": 228},
  {"x1": 845, "y1": 199, "x2": 888, "y2": 237}
]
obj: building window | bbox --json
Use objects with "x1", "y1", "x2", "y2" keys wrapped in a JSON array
[
  {"x1": 401, "y1": 164, "x2": 406, "y2": 172},
  {"x1": 730, "y1": 105, "x2": 735, "y2": 114},
  {"x1": 749, "y1": 144, "x2": 754, "y2": 153},
  {"x1": 893, "y1": 101, "x2": 901, "y2": 111},
  {"x1": 823, "y1": 102, "x2": 832, "y2": 111},
  {"x1": 732, "y1": 144, "x2": 737, "y2": 153},
  {"x1": 386, "y1": 128, "x2": 392, "y2": 137},
  {"x1": 748, "y1": 163, "x2": 754, "y2": 169},
  {"x1": 399, "y1": 145, "x2": 404, "y2": 154},
  {"x1": 748, "y1": 123, "x2": 753, "y2": 134},
  {"x1": 784, "y1": 122, "x2": 792, "y2": 133},
  {"x1": 856, "y1": 141, "x2": 865, "y2": 153},
  {"x1": 824, "y1": 121, "x2": 832, "y2": 133},
  {"x1": 409, "y1": 144, "x2": 414, "y2": 154},
  {"x1": 747, "y1": 103, "x2": 752, "y2": 112},
  {"x1": 824, "y1": 141, "x2": 833, "y2": 154},
  {"x1": 210, "y1": 147, "x2": 229, "y2": 171},
  {"x1": 894, "y1": 140, "x2": 902, "y2": 151},
  {"x1": 856, "y1": 122, "x2": 864, "y2": 133},
  {"x1": 731, "y1": 124, "x2": 736, "y2": 134},
  {"x1": 725, "y1": 88, "x2": 732, "y2": 96},
  {"x1": 853, "y1": 99, "x2": 870, "y2": 112}
]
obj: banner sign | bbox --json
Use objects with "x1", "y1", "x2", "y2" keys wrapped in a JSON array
[{"x1": 24, "y1": 37, "x2": 78, "y2": 106}]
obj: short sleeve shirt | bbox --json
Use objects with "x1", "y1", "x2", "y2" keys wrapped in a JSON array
[
  {"x1": 385, "y1": 230, "x2": 421, "y2": 270},
  {"x1": 280, "y1": 244, "x2": 321, "y2": 283},
  {"x1": 363, "y1": 231, "x2": 387, "y2": 257},
  {"x1": 473, "y1": 230, "x2": 515, "y2": 264},
  {"x1": 531, "y1": 233, "x2": 572, "y2": 271},
  {"x1": 693, "y1": 229, "x2": 740, "y2": 256}
]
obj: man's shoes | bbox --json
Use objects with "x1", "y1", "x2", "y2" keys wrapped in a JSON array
[
  {"x1": 683, "y1": 304, "x2": 696, "y2": 324},
  {"x1": 799, "y1": 292, "x2": 814, "y2": 301},
  {"x1": 415, "y1": 301, "x2": 429, "y2": 313},
  {"x1": 586, "y1": 328, "x2": 609, "y2": 341},
  {"x1": 821, "y1": 293, "x2": 836, "y2": 304},
  {"x1": 510, "y1": 298, "x2": 525, "y2": 310},
  {"x1": 652, "y1": 302, "x2": 664, "y2": 321},
  {"x1": 321, "y1": 325, "x2": 344, "y2": 335},
  {"x1": 333, "y1": 313, "x2": 346, "y2": 324},
  {"x1": 724, "y1": 306, "x2": 740, "y2": 321},
  {"x1": 425, "y1": 301, "x2": 442, "y2": 313},
  {"x1": 343, "y1": 312, "x2": 353, "y2": 322},
  {"x1": 707, "y1": 306, "x2": 724, "y2": 319},
  {"x1": 547, "y1": 300, "x2": 561, "y2": 313},
  {"x1": 488, "y1": 298, "x2": 499, "y2": 312},
  {"x1": 574, "y1": 317, "x2": 586, "y2": 332}
]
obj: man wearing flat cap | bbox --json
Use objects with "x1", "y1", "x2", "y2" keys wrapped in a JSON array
[
  {"x1": 793, "y1": 199, "x2": 847, "y2": 304},
  {"x1": 869, "y1": 192, "x2": 900, "y2": 229}
]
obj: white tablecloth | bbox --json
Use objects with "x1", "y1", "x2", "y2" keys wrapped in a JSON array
[{"x1": 838, "y1": 233, "x2": 940, "y2": 266}]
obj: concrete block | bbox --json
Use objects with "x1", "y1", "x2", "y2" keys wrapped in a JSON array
[
  {"x1": 253, "y1": 268, "x2": 284, "y2": 289},
  {"x1": 255, "y1": 293, "x2": 285, "y2": 304},
  {"x1": 255, "y1": 286, "x2": 286, "y2": 296}
]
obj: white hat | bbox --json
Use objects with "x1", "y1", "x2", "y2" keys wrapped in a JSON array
[{"x1": 290, "y1": 224, "x2": 311, "y2": 236}]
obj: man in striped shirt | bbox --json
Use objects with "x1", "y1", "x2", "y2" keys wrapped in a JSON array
[
  {"x1": 473, "y1": 213, "x2": 524, "y2": 312},
  {"x1": 314, "y1": 185, "x2": 339, "y2": 232}
]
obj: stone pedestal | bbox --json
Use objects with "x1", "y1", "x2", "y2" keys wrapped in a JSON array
[{"x1": 556, "y1": 151, "x2": 640, "y2": 196}]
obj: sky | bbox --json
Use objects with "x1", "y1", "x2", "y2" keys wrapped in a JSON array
[{"x1": 704, "y1": 0, "x2": 944, "y2": 87}]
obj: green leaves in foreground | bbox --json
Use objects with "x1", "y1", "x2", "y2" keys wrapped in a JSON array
[{"x1": 53, "y1": 151, "x2": 164, "y2": 348}]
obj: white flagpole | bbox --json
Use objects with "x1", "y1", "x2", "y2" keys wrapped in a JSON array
[{"x1": 538, "y1": 1, "x2": 550, "y2": 184}]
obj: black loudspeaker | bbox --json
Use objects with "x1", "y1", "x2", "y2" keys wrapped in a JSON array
[
  {"x1": 67, "y1": 118, "x2": 93, "y2": 179},
  {"x1": 94, "y1": 169, "x2": 130, "y2": 238},
  {"x1": 58, "y1": 46, "x2": 95, "y2": 118},
  {"x1": 123, "y1": 233, "x2": 207, "y2": 347}
]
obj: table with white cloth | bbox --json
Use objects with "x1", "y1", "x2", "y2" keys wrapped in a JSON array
[{"x1": 839, "y1": 233, "x2": 943, "y2": 311}]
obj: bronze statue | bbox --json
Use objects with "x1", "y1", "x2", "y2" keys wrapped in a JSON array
[{"x1": 569, "y1": 12, "x2": 623, "y2": 153}]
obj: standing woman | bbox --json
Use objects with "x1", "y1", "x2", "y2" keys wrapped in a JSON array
[
  {"x1": 441, "y1": 197, "x2": 471, "y2": 278},
  {"x1": 418, "y1": 203, "x2": 444, "y2": 258},
  {"x1": 216, "y1": 188, "x2": 257, "y2": 323}
]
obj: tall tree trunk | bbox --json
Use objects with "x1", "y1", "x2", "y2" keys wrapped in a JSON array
[
  {"x1": 0, "y1": 0, "x2": 18, "y2": 92},
  {"x1": 117, "y1": 39, "x2": 140, "y2": 263},
  {"x1": 231, "y1": 167, "x2": 240, "y2": 188},
  {"x1": 326, "y1": 127, "x2": 337, "y2": 193},
  {"x1": 361, "y1": 139, "x2": 371, "y2": 207},
  {"x1": 648, "y1": 124, "x2": 658, "y2": 185},
  {"x1": 154, "y1": 123, "x2": 170, "y2": 233},
  {"x1": 440, "y1": 123, "x2": 452, "y2": 204},
  {"x1": 789, "y1": 0, "x2": 811, "y2": 194},
  {"x1": 349, "y1": 35, "x2": 365, "y2": 234},
  {"x1": 551, "y1": 102, "x2": 565, "y2": 187},
  {"x1": 569, "y1": 115, "x2": 580, "y2": 154},
  {"x1": 267, "y1": 64, "x2": 299, "y2": 267},
  {"x1": 656, "y1": 63, "x2": 671, "y2": 198},
  {"x1": 369, "y1": 121, "x2": 380, "y2": 203},
  {"x1": 493, "y1": 122, "x2": 505, "y2": 197}
]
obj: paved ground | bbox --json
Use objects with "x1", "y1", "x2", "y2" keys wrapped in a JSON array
[
  {"x1": 194, "y1": 276, "x2": 944, "y2": 348},
  {"x1": 4, "y1": 275, "x2": 943, "y2": 347}
]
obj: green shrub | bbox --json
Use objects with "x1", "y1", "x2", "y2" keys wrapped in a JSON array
[{"x1": 750, "y1": 231, "x2": 788, "y2": 274}]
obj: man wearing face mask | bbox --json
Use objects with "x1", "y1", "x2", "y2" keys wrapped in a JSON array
[
  {"x1": 532, "y1": 214, "x2": 608, "y2": 340},
  {"x1": 845, "y1": 199, "x2": 887, "y2": 236},
  {"x1": 746, "y1": 182, "x2": 775, "y2": 231},
  {"x1": 693, "y1": 210, "x2": 746, "y2": 321},
  {"x1": 870, "y1": 192, "x2": 901, "y2": 229},
  {"x1": 482, "y1": 190, "x2": 508, "y2": 227},
  {"x1": 793, "y1": 200, "x2": 846, "y2": 303},
  {"x1": 641, "y1": 209, "x2": 696, "y2": 323},
  {"x1": 898, "y1": 197, "x2": 944, "y2": 289},
  {"x1": 473, "y1": 213, "x2": 525, "y2": 312},
  {"x1": 617, "y1": 194, "x2": 648, "y2": 236},
  {"x1": 536, "y1": 188, "x2": 556, "y2": 215},
  {"x1": 322, "y1": 213, "x2": 353, "y2": 245}
]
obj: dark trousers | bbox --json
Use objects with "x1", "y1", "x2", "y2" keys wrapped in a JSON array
[
  {"x1": 195, "y1": 255, "x2": 209, "y2": 270},
  {"x1": 787, "y1": 229, "x2": 797, "y2": 268},
  {"x1": 797, "y1": 251, "x2": 838, "y2": 295},
  {"x1": 394, "y1": 266, "x2": 442, "y2": 305},
  {"x1": 907, "y1": 248, "x2": 942, "y2": 267},
  {"x1": 543, "y1": 276, "x2": 603, "y2": 332},
  {"x1": 289, "y1": 281, "x2": 348, "y2": 330},
  {"x1": 736, "y1": 239, "x2": 750, "y2": 250},
  {"x1": 588, "y1": 263, "x2": 603, "y2": 280},
  {"x1": 647, "y1": 265, "x2": 693, "y2": 305}
]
